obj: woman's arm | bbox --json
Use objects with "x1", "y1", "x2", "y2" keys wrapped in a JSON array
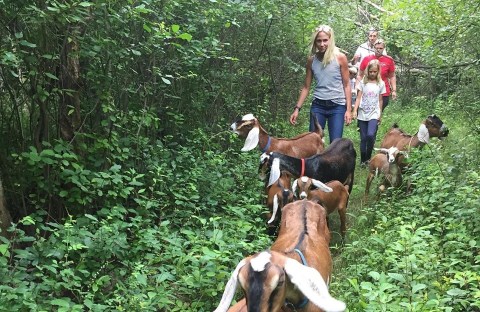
[{"x1": 338, "y1": 53, "x2": 352, "y2": 125}]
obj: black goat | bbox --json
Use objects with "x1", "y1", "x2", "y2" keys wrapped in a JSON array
[{"x1": 261, "y1": 138, "x2": 356, "y2": 193}]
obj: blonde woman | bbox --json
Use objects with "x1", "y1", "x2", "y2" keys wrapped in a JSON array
[
  {"x1": 353, "y1": 59, "x2": 386, "y2": 166},
  {"x1": 289, "y1": 25, "x2": 352, "y2": 144}
]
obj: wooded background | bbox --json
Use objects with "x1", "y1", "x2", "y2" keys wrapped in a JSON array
[{"x1": 0, "y1": 0, "x2": 479, "y2": 311}]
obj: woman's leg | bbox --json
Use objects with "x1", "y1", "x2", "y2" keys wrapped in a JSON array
[
  {"x1": 326, "y1": 104, "x2": 347, "y2": 143},
  {"x1": 309, "y1": 101, "x2": 327, "y2": 132}
]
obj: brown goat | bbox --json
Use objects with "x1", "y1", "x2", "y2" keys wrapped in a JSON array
[
  {"x1": 214, "y1": 200, "x2": 346, "y2": 312},
  {"x1": 380, "y1": 114, "x2": 449, "y2": 152},
  {"x1": 292, "y1": 178, "x2": 349, "y2": 240},
  {"x1": 231, "y1": 114, "x2": 324, "y2": 157},
  {"x1": 365, "y1": 147, "x2": 407, "y2": 198}
]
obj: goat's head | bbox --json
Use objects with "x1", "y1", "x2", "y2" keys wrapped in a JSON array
[
  {"x1": 258, "y1": 152, "x2": 271, "y2": 180},
  {"x1": 231, "y1": 114, "x2": 261, "y2": 151},
  {"x1": 375, "y1": 146, "x2": 407, "y2": 163},
  {"x1": 259, "y1": 152, "x2": 281, "y2": 186},
  {"x1": 292, "y1": 176, "x2": 333, "y2": 199},
  {"x1": 267, "y1": 175, "x2": 294, "y2": 224},
  {"x1": 423, "y1": 114, "x2": 449, "y2": 141},
  {"x1": 214, "y1": 251, "x2": 346, "y2": 312}
]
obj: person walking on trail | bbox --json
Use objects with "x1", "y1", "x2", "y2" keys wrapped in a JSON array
[
  {"x1": 289, "y1": 25, "x2": 352, "y2": 144},
  {"x1": 357, "y1": 39, "x2": 397, "y2": 111},
  {"x1": 352, "y1": 28, "x2": 387, "y2": 68},
  {"x1": 353, "y1": 59, "x2": 386, "y2": 167}
]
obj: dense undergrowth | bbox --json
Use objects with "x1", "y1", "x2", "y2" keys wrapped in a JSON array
[{"x1": 0, "y1": 100, "x2": 479, "y2": 312}]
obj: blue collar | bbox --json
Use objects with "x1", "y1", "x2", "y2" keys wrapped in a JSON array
[
  {"x1": 284, "y1": 249, "x2": 310, "y2": 309},
  {"x1": 261, "y1": 136, "x2": 272, "y2": 153}
]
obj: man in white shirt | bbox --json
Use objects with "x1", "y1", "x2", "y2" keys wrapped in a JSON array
[{"x1": 352, "y1": 28, "x2": 386, "y2": 68}]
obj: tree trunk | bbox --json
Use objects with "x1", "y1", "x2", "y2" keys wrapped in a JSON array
[{"x1": 0, "y1": 178, "x2": 12, "y2": 239}]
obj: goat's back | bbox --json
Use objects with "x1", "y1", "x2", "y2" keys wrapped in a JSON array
[
  {"x1": 368, "y1": 153, "x2": 390, "y2": 174},
  {"x1": 380, "y1": 126, "x2": 413, "y2": 150},
  {"x1": 308, "y1": 180, "x2": 349, "y2": 215},
  {"x1": 312, "y1": 138, "x2": 356, "y2": 191},
  {"x1": 273, "y1": 131, "x2": 324, "y2": 158},
  {"x1": 273, "y1": 117, "x2": 324, "y2": 157},
  {"x1": 271, "y1": 200, "x2": 331, "y2": 280}
]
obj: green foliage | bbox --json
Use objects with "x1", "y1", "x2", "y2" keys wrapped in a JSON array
[
  {"x1": 334, "y1": 102, "x2": 480, "y2": 312},
  {"x1": 1, "y1": 127, "x2": 273, "y2": 311}
]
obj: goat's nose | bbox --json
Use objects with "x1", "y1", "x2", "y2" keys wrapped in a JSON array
[
  {"x1": 300, "y1": 192, "x2": 307, "y2": 199},
  {"x1": 440, "y1": 123, "x2": 447, "y2": 131},
  {"x1": 230, "y1": 123, "x2": 236, "y2": 131}
]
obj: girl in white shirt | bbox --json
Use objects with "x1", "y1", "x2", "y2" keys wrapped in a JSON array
[{"x1": 353, "y1": 59, "x2": 386, "y2": 166}]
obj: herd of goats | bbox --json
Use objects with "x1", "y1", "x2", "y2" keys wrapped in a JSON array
[{"x1": 213, "y1": 113, "x2": 449, "y2": 312}]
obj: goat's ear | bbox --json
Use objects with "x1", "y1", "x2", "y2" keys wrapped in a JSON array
[
  {"x1": 268, "y1": 158, "x2": 281, "y2": 187},
  {"x1": 214, "y1": 259, "x2": 247, "y2": 312},
  {"x1": 311, "y1": 179, "x2": 333, "y2": 192},
  {"x1": 292, "y1": 179, "x2": 298, "y2": 196},
  {"x1": 375, "y1": 148, "x2": 388, "y2": 154},
  {"x1": 399, "y1": 151, "x2": 409, "y2": 158},
  {"x1": 268, "y1": 195, "x2": 279, "y2": 224},
  {"x1": 284, "y1": 258, "x2": 346, "y2": 312},
  {"x1": 418, "y1": 124, "x2": 430, "y2": 144},
  {"x1": 241, "y1": 126, "x2": 260, "y2": 151}
]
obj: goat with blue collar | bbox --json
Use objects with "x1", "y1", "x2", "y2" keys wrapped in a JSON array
[
  {"x1": 214, "y1": 200, "x2": 346, "y2": 312},
  {"x1": 230, "y1": 113, "x2": 325, "y2": 157}
]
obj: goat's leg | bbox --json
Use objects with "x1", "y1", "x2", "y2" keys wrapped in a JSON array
[
  {"x1": 364, "y1": 172, "x2": 375, "y2": 200},
  {"x1": 338, "y1": 208, "x2": 346, "y2": 241}
]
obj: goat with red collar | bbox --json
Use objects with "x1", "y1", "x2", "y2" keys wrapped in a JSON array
[{"x1": 261, "y1": 138, "x2": 356, "y2": 194}]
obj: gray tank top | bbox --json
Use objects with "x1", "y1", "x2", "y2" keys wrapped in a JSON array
[{"x1": 312, "y1": 55, "x2": 346, "y2": 105}]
